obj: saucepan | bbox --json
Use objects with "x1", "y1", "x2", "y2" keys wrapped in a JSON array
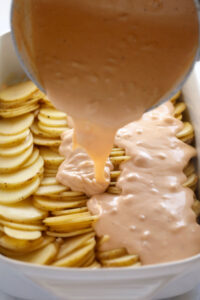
[{"x1": 0, "y1": 30, "x2": 200, "y2": 300}]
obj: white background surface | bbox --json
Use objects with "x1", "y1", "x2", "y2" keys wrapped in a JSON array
[{"x1": 0, "y1": 1, "x2": 200, "y2": 300}]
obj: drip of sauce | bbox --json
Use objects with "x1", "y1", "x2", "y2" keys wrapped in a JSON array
[
  {"x1": 57, "y1": 129, "x2": 112, "y2": 196},
  {"x1": 88, "y1": 102, "x2": 200, "y2": 265},
  {"x1": 12, "y1": 0, "x2": 199, "y2": 182}
]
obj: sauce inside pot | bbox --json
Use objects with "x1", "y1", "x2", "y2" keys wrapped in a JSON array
[{"x1": 12, "y1": 0, "x2": 199, "y2": 181}]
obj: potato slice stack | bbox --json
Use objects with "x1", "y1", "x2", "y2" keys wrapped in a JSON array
[
  {"x1": 0, "y1": 113, "x2": 43, "y2": 204},
  {"x1": 29, "y1": 103, "x2": 98, "y2": 267},
  {"x1": 31, "y1": 105, "x2": 68, "y2": 147},
  {"x1": 0, "y1": 82, "x2": 49, "y2": 259},
  {"x1": 0, "y1": 81, "x2": 42, "y2": 118}
]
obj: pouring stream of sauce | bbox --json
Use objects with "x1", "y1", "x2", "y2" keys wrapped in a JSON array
[{"x1": 12, "y1": 0, "x2": 199, "y2": 182}]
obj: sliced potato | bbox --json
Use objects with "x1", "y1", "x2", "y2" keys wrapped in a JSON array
[
  {"x1": 34, "y1": 136, "x2": 61, "y2": 147},
  {"x1": 174, "y1": 102, "x2": 186, "y2": 117},
  {"x1": 38, "y1": 122, "x2": 67, "y2": 136},
  {"x1": 44, "y1": 212, "x2": 97, "y2": 227},
  {"x1": 0, "y1": 133, "x2": 33, "y2": 157},
  {"x1": 0, "y1": 176, "x2": 40, "y2": 204},
  {"x1": 57, "y1": 232, "x2": 95, "y2": 260},
  {"x1": 33, "y1": 197, "x2": 87, "y2": 211},
  {"x1": 34, "y1": 184, "x2": 67, "y2": 196},
  {"x1": 31, "y1": 122, "x2": 52, "y2": 138},
  {"x1": 97, "y1": 248, "x2": 127, "y2": 260},
  {"x1": 0, "y1": 219, "x2": 45, "y2": 231},
  {"x1": 110, "y1": 150, "x2": 125, "y2": 157},
  {"x1": 110, "y1": 155, "x2": 131, "y2": 165},
  {"x1": 0, "y1": 199, "x2": 47, "y2": 223},
  {"x1": 81, "y1": 252, "x2": 95, "y2": 267},
  {"x1": 39, "y1": 147, "x2": 64, "y2": 166},
  {"x1": 107, "y1": 186, "x2": 121, "y2": 194},
  {"x1": 87, "y1": 261, "x2": 101, "y2": 269},
  {"x1": 101, "y1": 254, "x2": 139, "y2": 267},
  {"x1": 40, "y1": 108, "x2": 66, "y2": 120},
  {"x1": 38, "y1": 114, "x2": 67, "y2": 127},
  {"x1": 0, "y1": 156, "x2": 44, "y2": 188},
  {"x1": 46, "y1": 193, "x2": 87, "y2": 201},
  {"x1": 52, "y1": 240, "x2": 95, "y2": 267},
  {"x1": 0, "y1": 145, "x2": 33, "y2": 173},
  {"x1": 183, "y1": 173, "x2": 198, "y2": 188},
  {"x1": 0, "y1": 81, "x2": 37, "y2": 102},
  {"x1": 176, "y1": 122, "x2": 194, "y2": 139},
  {"x1": 0, "y1": 128, "x2": 30, "y2": 147},
  {"x1": 44, "y1": 172, "x2": 58, "y2": 177},
  {"x1": 47, "y1": 228, "x2": 93, "y2": 238},
  {"x1": 53, "y1": 191, "x2": 85, "y2": 198},
  {"x1": 170, "y1": 90, "x2": 181, "y2": 103},
  {"x1": 0, "y1": 236, "x2": 54, "y2": 258},
  {"x1": 4, "y1": 227, "x2": 42, "y2": 240},
  {"x1": 0, "y1": 114, "x2": 34, "y2": 136},
  {"x1": 0, "y1": 96, "x2": 40, "y2": 109},
  {"x1": 41, "y1": 177, "x2": 58, "y2": 186},
  {"x1": 23, "y1": 148, "x2": 39, "y2": 168},
  {"x1": 0, "y1": 104, "x2": 39, "y2": 118},
  {"x1": 0, "y1": 235, "x2": 43, "y2": 252},
  {"x1": 52, "y1": 207, "x2": 88, "y2": 216},
  {"x1": 17, "y1": 243, "x2": 58, "y2": 265},
  {"x1": 40, "y1": 95, "x2": 53, "y2": 106}
]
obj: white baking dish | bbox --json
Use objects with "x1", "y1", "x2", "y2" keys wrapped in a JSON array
[{"x1": 0, "y1": 32, "x2": 200, "y2": 300}]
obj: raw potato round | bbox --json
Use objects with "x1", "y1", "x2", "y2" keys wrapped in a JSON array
[
  {"x1": 34, "y1": 136, "x2": 61, "y2": 147},
  {"x1": 23, "y1": 148, "x2": 39, "y2": 168},
  {"x1": 52, "y1": 207, "x2": 88, "y2": 216},
  {"x1": 177, "y1": 122, "x2": 194, "y2": 139},
  {"x1": 0, "y1": 236, "x2": 55, "y2": 257},
  {"x1": 38, "y1": 122, "x2": 67, "y2": 135},
  {"x1": 4, "y1": 227, "x2": 42, "y2": 241},
  {"x1": 0, "y1": 199, "x2": 47, "y2": 223},
  {"x1": 34, "y1": 184, "x2": 67, "y2": 196},
  {"x1": 0, "y1": 219, "x2": 46, "y2": 231},
  {"x1": 46, "y1": 228, "x2": 93, "y2": 238},
  {"x1": 0, "y1": 113, "x2": 34, "y2": 136},
  {"x1": 0, "y1": 235, "x2": 43, "y2": 252},
  {"x1": 33, "y1": 197, "x2": 87, "y2": 211},
  {"x1": 0, "y1": 104, "x2": 39, "y2": 118},
  {"x1": 0, "y1": 81, "x2": 38, "y2": 102},
  {"x1": 39, "y1": 147, "x2": 64, "y2": 165},
  {"x1": 0, "y1": 176, "x2": 41, "y2": 204},
  {"x1": 38, "y1": 114, "x2": 67, "y2": 127},
  {"x1": 0, "y1": 128, "x2": 30, "y2": 147},
  {"x1": 31, "y1": 122, "x2": 52, "y2": 138},
  {"x1": 0, "y1": 96, "x2": 39, "y2": 109},
  {"x1": 41, "y1": 177, "x2": 58, "y2": 186},
  {"x1": 170, "y1": 91, "x2": 181, "y2": 103},
  {"x1": 17, "y1": 243, "x2": 58, "y2": 265},
  {"x1": 44, "y1": 212, "x2": 95, "y2": 227},
  {"x1": 0, "y1": 156, "x2": 44, "y2": 188},
  {"x1": 101, "y1": 255, "x2": 139, "y2": 267},
  {"x1": 40, "y1": 107, "x2": 66, "y2": 120},
  {"x1": 0, "y1": 145, "x2": 33, "y2": 173},
  {"x1": 56, "y1": 232, "x2": 94, "y2": 260},
  {"x1": 52, "y1": 241, "x2": 95, "y2": 267},
  {"x1": 0, "y1": 133, "x2": 33, "y2": 157}
]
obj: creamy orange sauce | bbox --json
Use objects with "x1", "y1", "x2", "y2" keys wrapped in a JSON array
[
  {"x1": 57, "y1": 129, "x2": 112, "y2": 196},
  {"x1": 12, "y1": 0, "x2": 199, "y2": 182},
  {"x1": 88, "y1": 102, "x2": 200, "y2": 265}
]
